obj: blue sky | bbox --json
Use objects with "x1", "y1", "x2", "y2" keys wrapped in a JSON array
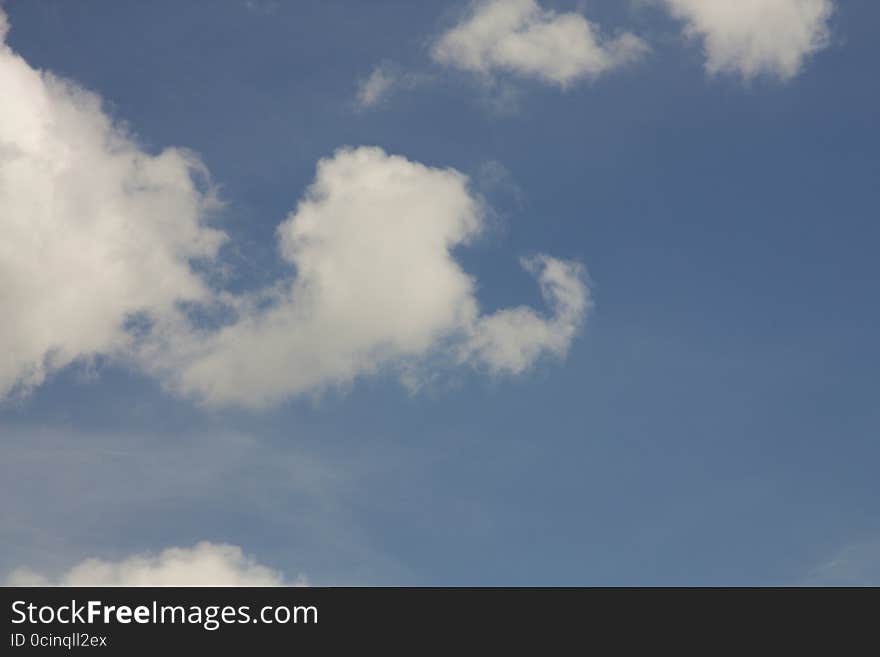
[{"x1": 1, "y1": 0, "x2": 878, "y2": 585}]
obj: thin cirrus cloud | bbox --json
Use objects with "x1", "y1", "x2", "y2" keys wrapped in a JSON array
[
  {"x1": 661, "y1": 0, "x2": 835, "y2": 80},
  {"x1": 802, "y1": 538, "x2": 880, "y2": 586},
  {"x1": 6, "y1": 542, "x2": 302, "y2": 586},
  {"x1": 0, "y1": 9, "x2": 589, "y2": 409},
  {"x1": 353, "y1": 63, "x2": 429, "y2": 111},
  {"x1": 430, "y1": 0, "x2": 648, "y2": 87},
  {"x1": 355, "y1": 64, "x2": 398, "y2": 108}
]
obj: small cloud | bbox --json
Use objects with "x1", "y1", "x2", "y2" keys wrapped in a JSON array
[
  {"x1": 353, "y1": 62, "x2": 428, "y2": 111},
  {"x1": 660, "y1": 0, "x2": 835, "y2": 81},
  {"x1": 461, "y1": 255, "x2": 589, "y2": 375},
  {"x1": 430, "y1": 0, "x2": 648, "y2": 88},
  {"x1": 6, "y1": 542, "x2": 306, "y2": 586},
  {"x1": 355, "y1": 64, "x2": 398, "y2": 109}
]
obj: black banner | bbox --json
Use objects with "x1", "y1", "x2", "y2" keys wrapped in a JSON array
[{"x1": 1, "y1": 587, "x2": 875, "y2": 651}]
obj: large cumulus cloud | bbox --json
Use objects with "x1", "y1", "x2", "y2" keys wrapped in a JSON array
[
  {"x1": 147, "y1": 147, "x2": 589, "y2": 408},
  {"x1": 0, "y1": 10, "x2": 589, "y2": 408}
]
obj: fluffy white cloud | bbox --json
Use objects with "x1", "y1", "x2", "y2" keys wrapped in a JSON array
[
  {"x1": 148, "y1": 147, "x2": 588, "y2": 408},
  {"x1": 662, "y1": 0, "x2": 835, "y2": 80},
  {"x1": 6, "y1": 542, "x2": 300, "y2": 586},
  {"x1": 0, "y1": 12, "x2": 225, "y2": 400},
  {"x1": 0, "y1": 9, "x2": 587, "y2": 408},
  {"x1": 431, "y1": 0, "x2": 647, "y2": 87},
  {"x1": 463, "y1": 255, "x2": 586, "y2": 374}
]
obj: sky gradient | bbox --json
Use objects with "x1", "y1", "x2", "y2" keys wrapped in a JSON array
[{"x1": 1, "y1": 0, "x2": 878, "y2": 586}]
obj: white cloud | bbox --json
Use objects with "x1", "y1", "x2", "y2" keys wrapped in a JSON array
[
  {"x1": 431, "y1": 0, "x2": 647, "y2": 87},
  {"x1": 662, "y1": 0, "x2": 835, "y2": 80},
  {"x1": 6, "y1": 542, "x2": 301, "y2": 586},
  {"x1": 355, "y1": 64, "x2": 398, "y2": 109},
  {"x1": 147, "y1": 146, "x2": 588, "y2": 408},
  {"x1": 0, "y1": 11, "x2": 225, "y2": 400},
  {"x1": 0, "y1": 9, "x2": 588, "y2": 408},
  {"x1": 462, "y1": 255, "x2": 587, "y2": 374},
  {"x1": 353, "y1": 63, "x2": 427, "y2": 110}
]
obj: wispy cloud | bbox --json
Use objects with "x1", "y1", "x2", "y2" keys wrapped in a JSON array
[
  {"x1": 804, "y1": 538, "x2": 880, "y2": 585},
  {"x1": 0, "y1": 424, "x2": 409, "y2": 585},
  {"x1": 353, "y1": 62, "x2": 430, "y2": 110},
  {"x1": 355, "y1": 64, "x2": 398, "y2": 109}
]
